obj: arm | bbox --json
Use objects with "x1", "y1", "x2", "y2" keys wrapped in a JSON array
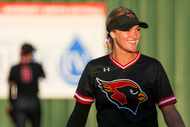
[
  {"x1": 8, "y1": 67, "x2": 17, "y2": 104},
  {"x1": 66, "y1": 102, "x2": 91, "y2": 127},
  {"x1": 160, "y1": 104, "x2": 185, "y2": 127},
  {"x1": 38, "y1": 63, "x2": 46, "y2": 79},
  {"x1": 8, "y1": 80, "x2": 17, "y2": 104}
]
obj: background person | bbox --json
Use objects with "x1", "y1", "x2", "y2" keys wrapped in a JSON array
[{"x1": 8, "y1": 43, "x2": 46, "y2": 127}]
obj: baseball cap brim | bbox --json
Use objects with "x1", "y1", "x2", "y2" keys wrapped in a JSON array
[
  {"x1": 21, "y1": 43, "x2": 36, "y2": 54},
  {"x1": 107, "y1": 15, "x2": 148, "y2": 32},
  {"x1": 116, "y1": 21, "x2": 148, "y2": 31}
]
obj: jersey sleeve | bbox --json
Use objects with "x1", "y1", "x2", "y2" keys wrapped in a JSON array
[
  {"x1": 74, "y1": 62, "x2": 95, "y2": 105},
  {"x1": 66, "y1": 102, "x2": 91, "y2": 127},
  {"x1": 7, "y1": 66, "x2": 16, "y2": 104},
  {"x1": 8, "y1": 66, "x2": 15, "y2": 82},
  {"x1": 37, "y1": 63, "x2": 46, "y2": 78},
  {"x1": 154, "y1": 61, "x2": 177, "y2": 108}
]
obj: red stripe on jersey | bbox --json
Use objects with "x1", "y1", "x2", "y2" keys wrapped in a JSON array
[
  {"x1": 158, "y1": 96, "x2": 177, "y2": 108},
  {"x1": 109, "y1": 52, "x2": 141, "y2": 69},
  {"x1": 74, "y1": 92, "x2": 95, "y2": 105},
  {"x1": 21, "y1": 66, "x2": 32, "y2": 83}
]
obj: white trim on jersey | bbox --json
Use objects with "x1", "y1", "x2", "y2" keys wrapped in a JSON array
[
  {"x1": 74, "y1": 93, "x2": 94, "y2": 104},
  {"x1": 158, "y1": 96, "x2": 176, "y2": 106},
  {"x1": 110, "y1": 52, "x2": 141, "y2": 69}
]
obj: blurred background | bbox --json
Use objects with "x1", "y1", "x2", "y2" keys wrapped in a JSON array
[{"x1": 0, "y1": 0, "x2": 189, "y2": 127}]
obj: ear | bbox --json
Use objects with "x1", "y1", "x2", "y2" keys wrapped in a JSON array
[{"x1": 110, "y1": 31, "x2": 116, "y2": 39}]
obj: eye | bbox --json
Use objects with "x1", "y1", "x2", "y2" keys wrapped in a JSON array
[
  {"x1": 136, "y1": 27, "x2": 141, "y2": 31},
  {"x1": 129, "y1": 89, "x2": 139, "y2": 95}
]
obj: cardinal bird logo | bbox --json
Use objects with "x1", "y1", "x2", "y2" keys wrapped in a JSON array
[{"x1": 96, "y1": 78, "x2": 148, "y2": 115}]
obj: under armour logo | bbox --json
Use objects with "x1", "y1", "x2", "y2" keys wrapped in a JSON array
[{"x1": 103, "y1": 67, "x2": 110, "y2": 72}]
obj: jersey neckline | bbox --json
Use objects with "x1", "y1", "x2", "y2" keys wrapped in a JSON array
[{"x1": 109, "y1": 52, "x2": 141, "y2": 69}]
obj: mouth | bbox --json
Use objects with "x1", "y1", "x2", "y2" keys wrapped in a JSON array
[
  {"x1": 128, "y1": 40, "x2": 136, "y2": 43},
  {"x1": 127, "y1": 40, "x2": 139, "y2": 44}
]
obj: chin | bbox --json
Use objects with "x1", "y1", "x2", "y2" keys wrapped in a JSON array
[
  {"x1": 130, "y1": 51, "x2": 138, "y2": 53},
  {"x1": 128, "y1": 49, "x2": 138, "y2": 53}
]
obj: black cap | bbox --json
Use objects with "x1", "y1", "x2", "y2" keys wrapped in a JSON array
[
  {"x1": 21, "y1": 43, "x2": 36, "y2": 55},
  {"x1": 107, "y1": 8, "x2": 148, "y2": 32}
]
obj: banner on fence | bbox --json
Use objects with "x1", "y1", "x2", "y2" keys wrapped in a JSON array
[{"x1": 0, "y1": 2, "x2": 106, "y2": 98}]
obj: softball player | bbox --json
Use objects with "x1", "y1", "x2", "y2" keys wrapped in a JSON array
[
  {"x1": 8, "y1": 43, "x2": 45, "y2": 127},
  {"x1": 66, "y1": 6, "x2": 185, "y2": 127}
]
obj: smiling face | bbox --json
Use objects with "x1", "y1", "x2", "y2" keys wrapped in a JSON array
[{"x1": 110, "y1": 25, "x2": 141, "y2": 53}]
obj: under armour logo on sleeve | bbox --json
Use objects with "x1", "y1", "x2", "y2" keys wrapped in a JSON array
[{"x1": 103, "y1": 67, "x2": 111, "y2": 72}]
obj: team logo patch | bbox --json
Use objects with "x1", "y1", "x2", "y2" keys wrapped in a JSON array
[{"x1": 96, "y1": 78, "x2": 148, "y2": 115}]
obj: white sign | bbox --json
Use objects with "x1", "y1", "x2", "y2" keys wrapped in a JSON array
[{"x1": 0, "y1": 3, "x2": 106, "y2": 99}]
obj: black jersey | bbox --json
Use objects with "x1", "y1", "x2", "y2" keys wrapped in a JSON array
[
  {"x1": 74, "y1": 52, "x2": 176, "y2": 127},
  {"x1": 8, "y1": 62, "x2": 45, "y2": 97}
]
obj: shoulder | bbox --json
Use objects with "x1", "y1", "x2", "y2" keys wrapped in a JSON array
[
  {"x1": 31, "y1": 62, "x2": 43, "y2": 67},
  {"x1": 8, "y1": 64, "x2": 21, "y2": 75},
  {"x1": 140, "y1": 54, "x2": 166, "y2": 75},
  {"x1": 87, "y1": 55, "x2": 109, "y2": 66},
  {"x1": 84, "y1": 55, "x2": 109, "y2": 73},
  {"x1": 140, "y1": 54, "x2": 162, "y2": 66},
  {"x1": 10, "y1": 63, "x2": 20, "y2": 70}
]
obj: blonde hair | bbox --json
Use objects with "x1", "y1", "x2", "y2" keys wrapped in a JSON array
[{"x1": 106, "y1": 6, "x2": 129, "y2": 51}]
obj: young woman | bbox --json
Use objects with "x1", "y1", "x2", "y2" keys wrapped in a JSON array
[
  {"x1": 8, "y1": 43, "x2": 46, "y2": 127},
  {"x1": 66, "y1": 6, "x2": 185, "y2": 127}
]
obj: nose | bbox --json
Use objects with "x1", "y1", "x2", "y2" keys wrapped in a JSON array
[
  {"x1": 127, "y1": 26, "x2": 140, "y2": 39},
  {"x1": 129, "y1": 29, "x2": 139, "y2": 39}
]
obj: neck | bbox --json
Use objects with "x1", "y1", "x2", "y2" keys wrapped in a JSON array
[
  {"x1": 111, "y1": 50, "x2": 138, "y2": 66},
  {"x1": 21, "y1": 56, "x2": 32, "y2": 64}
]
